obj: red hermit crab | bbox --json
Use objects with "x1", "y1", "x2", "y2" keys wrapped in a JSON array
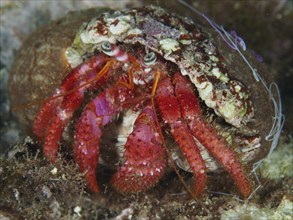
[{"x1": 11, "y1": 6, "x2": 277, "y2": 198}]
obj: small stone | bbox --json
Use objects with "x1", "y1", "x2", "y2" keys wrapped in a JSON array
[
  {"x1": 50, "y1": 167, "x2": 58, "y2": 175},
  {"x1": 73, "y1": 206, "x2": 82, "y2": 217}
]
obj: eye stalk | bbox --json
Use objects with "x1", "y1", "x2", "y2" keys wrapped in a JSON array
[
  {"x1": 101, "y1": 41, "x2": 113, "y2": 55},
  {"x1": 101, "y1": 41, "x2": 129, "y2": 63},
  {"x1": 143, "y1": 52, "x2": 157, "y2": 66}
]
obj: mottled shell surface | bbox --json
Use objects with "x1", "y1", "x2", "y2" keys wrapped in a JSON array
[{"x1": 9, "y1": 6, "x2": 275, "y2": 167}]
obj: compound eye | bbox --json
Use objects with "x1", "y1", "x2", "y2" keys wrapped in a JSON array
[
  {"x1": 143, "y1": 52, "x2": 157, "y2": 66},
  {"x1": 101, "y1": 41, "x2": 112, "y2": 55}
]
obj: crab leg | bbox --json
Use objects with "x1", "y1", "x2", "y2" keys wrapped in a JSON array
[
  {"x1": 74, "y1": 84, "x2": 133, "y2": 192},
  {"x1": 33, "y1": 54, "x2": 109, "y2": 140},
  {"x1": 156, "y1": 76, "x2": 207, "y2": 197},
  {"x1": 34, "y1": 55, "x2": 114, "y2": 162},
  {"x1": 173, "y1": 73, "x2": 252, "y2": 198},
  {"x1": 111, "y1": 104, "x2": 166, "y2": 193}
]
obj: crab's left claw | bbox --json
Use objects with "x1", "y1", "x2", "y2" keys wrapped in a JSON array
[{"x1": 111, "y1": 104, "x2": 167, "y2": 193}]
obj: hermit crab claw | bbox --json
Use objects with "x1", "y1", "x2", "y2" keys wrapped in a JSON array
[{"x1": 111, "y1": 104, "x2": 167, "y2": 193}]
